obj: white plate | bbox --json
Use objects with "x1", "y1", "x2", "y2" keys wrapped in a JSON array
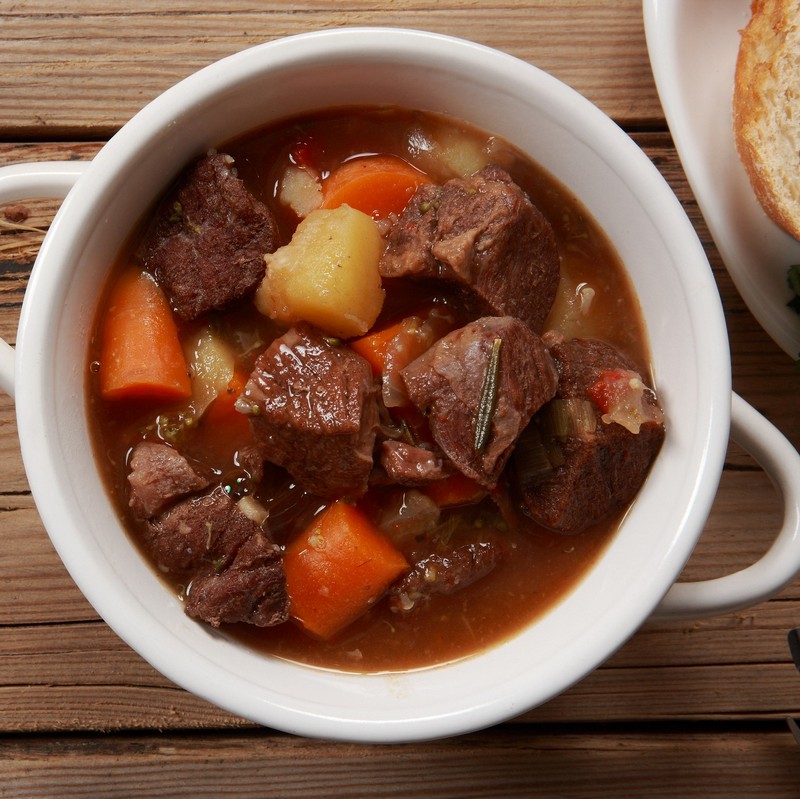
[{"x1": 643, "y1": 0, "x2": 800, "y2": 360}]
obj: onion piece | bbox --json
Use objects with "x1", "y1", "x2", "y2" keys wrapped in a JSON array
[
  {"x1": 183, "y1": 325, "x2": 236, "y2": 419},
  {"x1": 237, "y1": 495, "x2": 268, "y2": 527},
  {"x1": 376, "y1": 489, "x2": 441, "y2": 548}
]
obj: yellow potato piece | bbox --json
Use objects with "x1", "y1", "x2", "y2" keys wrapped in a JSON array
[{"x1": 256, "y1": 205, "x2": 385, "y2": 338}]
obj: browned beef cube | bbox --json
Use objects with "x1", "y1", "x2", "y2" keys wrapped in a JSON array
[
  {"x1": 388, "y1": 541, "x2": 503, "y2": 613},
  {"x1": 142, "y1": 152, "x2": 279, "y2": 320},
  {"x1": 546, "y1": 335, "x2": 638, "y2": 397},
  {"x1": 379, "y1": 440, "x2": 450, "y2": 486},
  {"x1": 512, "y1": 337, "x2": 665, "y2": 534},
  {"x1": 184, "y1": 531, "x2": 289, "y2": 628},
  {"x1": 235, "y1": 325, "x2": 379, "y2": 499},
  {"x1": 145, "y1": 487, "x2": 289, "y2": 628},
  {"x1": 127, "y1": 441, "x2": 210, "y2": 520},
  {"x1": 401, "y1": 317, "x2": 558, "y2": 488},
  {"x1": 379, "y1": 182, "x2": 442, "y2": 278},
  {"x1": 380, "y1": 165, "x2": 560, "y2": 333},
  {"x1": 144, "y1": 486, "x2": 264, "y2": 576}
]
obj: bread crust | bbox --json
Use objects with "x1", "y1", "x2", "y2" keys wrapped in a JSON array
[{"x1": 733, "y1": 0, "x2": 800, "y2": 239}]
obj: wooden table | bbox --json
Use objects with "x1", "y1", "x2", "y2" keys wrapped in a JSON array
[{"x1": 1, "y1": 2, "x2": 799, "y2": 795}]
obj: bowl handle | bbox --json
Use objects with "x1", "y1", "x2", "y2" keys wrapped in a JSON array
[
  {"x1": 0, "y1": 161, "x2": 90, "y2": 398},
  {"x1": 653, "y1": 392, "x2": 800, "y2": 620}
]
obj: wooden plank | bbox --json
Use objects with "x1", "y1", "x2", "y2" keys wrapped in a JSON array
[
  {"x1": 0, "y1": 1, "x2": 662, "y2": 136},
  {"x1": 1, "y1": 729, "x2": 799, "y2": 798},
  {"x1": 1, "y1": 653, "x2": 798, "y2": 733},
  {"x1": 0, "y1": 502, "x2": 98, "y2": 624},
  {"x1": 0, "y1": 395, "x2": 26, "y2": 494},
  {"x1": 0, "y1": 606, "x2": 795, "y2": 733}
]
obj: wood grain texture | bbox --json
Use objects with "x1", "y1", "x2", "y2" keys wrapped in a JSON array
[
  {"x1": 2, "y1": 729, "x2": 799, "y2": 798},
  {"x1": 1, "y1": 2, "x2": 799, "y2": 793},
  {"x1": 0, "y1": 1, "x2": 662, "y2": 136}
]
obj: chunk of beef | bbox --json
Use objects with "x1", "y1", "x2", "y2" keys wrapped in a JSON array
[
  {"x1": 401, "y1": 316, "x2": 558, "y2": 488},
  {"x1": 542, "y1": 333, "x2": 639, "y2": 397},
  {"x1": 235, "y1": 325, "x2": 379, "y2": 498},
  {"x1": 380, "y1": 165, "x2": 560, "y2": 332},
  {"x1": 379, "y1": 183, "x2": 442, "y2": 278},
  {"x1": 379, "y1": 440, "x2": 450, "y2": 486},
  {"x1": 144, "y1": 486, "x2": 289, "y2": 627},
  {"x1": 511, "y1": 337, "x2": 665, "y2": 534},
  {"x1": 388, "y1": 541, "x2": 503, "y2": 613},
  {"x1": 144, "y1": 486, "x2": 265, "y2": 576},
  {"x1": 184, "y1": 531, "x2": 289, "y2": 628},
  {"x1": 127, "y1": 441, "x2": 210, "y2": 520},
  {"x1": 142, "y1": 152, "x2": 279, "y2": 320}
]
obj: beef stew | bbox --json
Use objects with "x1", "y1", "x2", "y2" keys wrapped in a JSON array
[{"x1": 87, "y1": 106, "x2": 664, "y2": 671}]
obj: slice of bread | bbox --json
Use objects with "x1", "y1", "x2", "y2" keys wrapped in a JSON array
[{"x1": 733, "y1": 0, "x2": 800, "y2": 239}]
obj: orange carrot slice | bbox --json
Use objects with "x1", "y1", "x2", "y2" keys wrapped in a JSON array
[
  {"x1": 284, "y1": 500, "x2": 408, "y2": 639},
  {"x1": 99, "y1": 268, "x2": 191, "y2": 402},
  {"x1": 321, "y1": 154, "x2": 431, "y2": 219}
]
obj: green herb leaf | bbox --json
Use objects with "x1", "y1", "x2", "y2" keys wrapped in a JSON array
[{"x1": 474, "y1": 337, "x2": 502, "y2": 454}]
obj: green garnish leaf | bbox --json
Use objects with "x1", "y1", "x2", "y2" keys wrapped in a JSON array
[{"x1": 474, "y1": 337, "x2": 502, "y2": 454}]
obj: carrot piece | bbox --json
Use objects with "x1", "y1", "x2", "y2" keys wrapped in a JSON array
[
  {"x1": 321, "y1": 154, "x2": 431, "y2": 219},
  {"x1": 201, "y1": 367, "x2": 251, "y2": 440},
  {"x1": 351, "y1": 305, "x2": 457, "y2": 412},
  {"x1": 350, "y1": 305, "x2": 456, "y2": 377},
  {"x1": 349, "y1": 318, "x2": 407, "y2": 375},
  {"x1": 99, "y1": 268, "x2": 192, "y2": 402},
  {"x1": 422, "y1": 472, "x2": 487, "y2": 508},
  {"x1": 283, "y1": 500, "x2": 409, "y2": 640},
  {"x1": 202, "y1": 368, "x2": 248, "y2": 427}
]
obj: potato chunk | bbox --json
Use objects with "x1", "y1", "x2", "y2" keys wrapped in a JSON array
[{"x1": 256, "y1": 205, "x2": 385, "y2": 338}]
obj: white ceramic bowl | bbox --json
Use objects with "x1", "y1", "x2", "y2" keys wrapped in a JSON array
[{"x1": 1, "y1": 28, "x2": 799, "y2": 743}]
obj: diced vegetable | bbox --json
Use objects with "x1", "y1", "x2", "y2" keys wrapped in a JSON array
[
  {"x1": 544, "y1": 274, "x2": 598, "y2": 340},
  {"x1": 283, "y1": 500, "x2": 409, "y2": 640},
  {"x1": 236, "y1": 495, "x2": 269, "y2": 527},
  {"x1": 178, "y1": 327, "x2": 253, "y2": 459},
  {"x1": 202, "y1": 367, "x2": 249, "y2": 434},
  {"x1": 321, "y1": 154, "x2": 431, "y2": 219},
  {"x1": 422, "y1": 472, "x2": 487, "y2": 508},
  {"x1": 278, "y1": 164, "x2": 323, "y2": 218},
  {"x1": 587, "y1": 369, "x2": 664, "y2": 434},
  {"x1": 184, "y1": 325, "x2": 237, "y2": 418},
  {"x1": 350, "y1": 305, "x2": 456, "y2": 407},
  {"x1": 409, "y1": 125, "x2": 490, "y2": 180},
  {"x1": 539, "y1": 398, "x2": 597, "y2": 438},
  {"x1": 99, "y1": 267, "x2": 192, "y2": 402},
  {"x1": 255, "y1": 206, "x2": 385, "y2": 338},
  {"x1": 511, "y1": 422, "x2": 562, "y2": 485}
]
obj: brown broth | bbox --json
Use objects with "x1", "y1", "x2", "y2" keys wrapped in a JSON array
[{"x1": 87, "y1": 106, "x2": 653, "y2": 672}]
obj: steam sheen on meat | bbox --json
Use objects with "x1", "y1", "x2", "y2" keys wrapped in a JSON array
[{"x1": 235, "y1": 324, "x2": 380, "y2": 499}]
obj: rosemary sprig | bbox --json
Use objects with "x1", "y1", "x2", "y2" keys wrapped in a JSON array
[{"x1": 474, "y1": 337, "x2": 502, "y2": 454}]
